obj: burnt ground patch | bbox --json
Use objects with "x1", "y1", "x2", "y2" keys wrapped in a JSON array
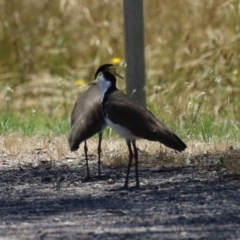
[{"x1": 0, "y1": 154, "x2": 240, "y2": 240}]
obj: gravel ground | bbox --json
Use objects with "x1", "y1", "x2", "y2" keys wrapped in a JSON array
[{"x1": 0, "y1": 152, "x2": 240, "y2": 240}]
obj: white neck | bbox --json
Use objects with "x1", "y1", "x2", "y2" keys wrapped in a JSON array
[{"x1": 97, "y1": 74, "x2": 112, "y2": 102}]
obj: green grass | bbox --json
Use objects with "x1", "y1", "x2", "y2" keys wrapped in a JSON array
[
  {"x1": 0, "y1": 108, "x2": 239, "y2": 144},
  {"x1": 0, "y1": 111, "x2": 70, "y2": 136},
  {"x1": 0, "y1": 110, "x2": 119, "y2": 138}
]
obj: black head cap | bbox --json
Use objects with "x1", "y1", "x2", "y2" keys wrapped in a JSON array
[
  {"x1": 94, "y1": 63, "x2": 114, "y2": 79},
  {"x1": 102, "y1": 70, "x2": 117, "y2": 86}
]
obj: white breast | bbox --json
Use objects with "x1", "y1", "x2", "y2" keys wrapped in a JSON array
[{"x1": 106, "y1": 115, "x2": 139, "y2": 140}]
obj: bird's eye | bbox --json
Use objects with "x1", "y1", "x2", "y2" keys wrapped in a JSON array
[{"x1": 106, "y1": 68, "x2": 109, "y2": 71}]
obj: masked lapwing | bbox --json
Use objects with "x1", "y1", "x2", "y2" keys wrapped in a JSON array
[
  {"x1": 68, "y1": 64, "x2": 123, "y2": 180},
  {"x1": 97, "y1": 70, "x2": 187, "y2": 188}
]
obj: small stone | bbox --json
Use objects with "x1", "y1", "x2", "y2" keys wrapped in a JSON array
[
  {"x1": 179, "y1": 231, "x2": 188, "y2": 237},
  {"x1": 206, "y1": 196, "x2": 213, "y2": 202},
  {"x1": 53, "y1": 217, "x2": 61, "y2": 222},
  {"x1": 108, "y1": 179, "x2": 115, "y2": 184},
  {"x1": 73, "y1": 182, "x2": 79, "y2": 187}
]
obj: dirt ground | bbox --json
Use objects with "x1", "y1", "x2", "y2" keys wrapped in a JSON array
[{"x1": 0, "y1": 139, "x2": 240, "y2": 239}]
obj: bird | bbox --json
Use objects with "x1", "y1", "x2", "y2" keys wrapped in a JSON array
[
  {"x1": 96, "y1": 70, "x2": 187, "y2": 188},
  {"x1": 68, "y1": 64, "x2": 123, "y2": 180}
]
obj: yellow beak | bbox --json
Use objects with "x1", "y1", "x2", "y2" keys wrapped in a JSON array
[
  {"x1": 108, "y1": 66, "x2": 124, "y2": 79},
  {"x1": 115, "y1": 71, "x2": 123, "y2": 79}
]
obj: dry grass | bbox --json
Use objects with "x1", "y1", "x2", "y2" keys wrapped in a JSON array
[
  {"x1": 1, "y1": 135, "x2": 239, "y2": 174},
  {"x1": 224, "y1": 148, "x2": 240, "y2": 174}
]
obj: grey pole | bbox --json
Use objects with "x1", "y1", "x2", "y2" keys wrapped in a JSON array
[{"x1": 123, "y1": 0, "x2": 146, "y2": 107}]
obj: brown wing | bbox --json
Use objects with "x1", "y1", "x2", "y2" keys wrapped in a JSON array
[
  {"x1": 68, "y1": 84, "x2": 106, "y2": 151},
  {"x1": 105, "y1": 90, "x2": 186, "y2": 152}
]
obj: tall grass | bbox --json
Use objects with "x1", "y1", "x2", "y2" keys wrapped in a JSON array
[{"x1": 0, "y1": 0, "x2": 239, "y2": 141}]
